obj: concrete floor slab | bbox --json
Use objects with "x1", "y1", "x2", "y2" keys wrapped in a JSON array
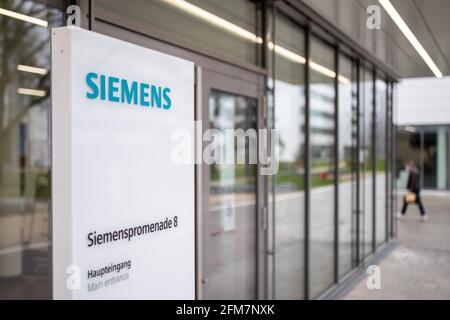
[{"x1": 344, "y1": 193, "x2": 450, "y2": 300}]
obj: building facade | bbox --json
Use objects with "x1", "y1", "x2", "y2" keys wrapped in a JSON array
[
  {"x1": 396, "y1": 76, "x2": 450, "y2": 191},
  {"x1": 0, "y1": 0, "x2": 397, "y2": 299}
]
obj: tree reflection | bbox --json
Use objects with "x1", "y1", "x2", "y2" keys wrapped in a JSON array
[
  {"x1": 0, "y1": 0, "x2": 64, "y2": 299},
  {"x1": 0, "y1": 0, "x2": 61, "y2": 188}
]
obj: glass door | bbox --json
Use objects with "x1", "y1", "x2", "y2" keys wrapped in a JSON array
[{"x1": 199, "y1": 68, "x2": 265, "y2": 299}]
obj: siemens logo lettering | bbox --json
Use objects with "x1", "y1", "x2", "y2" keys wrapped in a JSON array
[{"x1": 85, "y1": 72, "x2": 172, "y2": 109}]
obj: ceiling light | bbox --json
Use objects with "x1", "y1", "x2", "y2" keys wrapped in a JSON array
[
  {"x1": 268, "y1": 41, "x2": 306, "y2": 64},
  {"x1": 269, "y1": 41, "x2": 350, "y2": 83},
  {"x1": 310, "y1": 60, "x2": 336, "y2": 79},
  {"x1": 17, "y1": 64, "x2": 48, "y2": 75},
  {"x1": 161, "y1": 0, "x2": 262, "y2": 44},
  {"x1": 0, "y1": 8, "x2": 48, "y2": 27},
  {"x1": 378, "y1": 0, "x2": 443, "y2": 78},
  {"x1": 337, "y1": 75, "x2": 351, "y2": 85},
  {"x1": 404, "y1": 126, "x2": 416, "y2": 133},
  {"x1": 17, "y1": 88, "x2": 47, "y2": 97},
  {"x1": 163, "y1": 0, "x2": 350, "y2": 83}
]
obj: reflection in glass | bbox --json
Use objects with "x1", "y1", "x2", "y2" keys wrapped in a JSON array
[
  {"x1": 386, "y1": 86, "x2": 393, "y2": 240},
  {"x1": 423, "y1": 131, "x2": 438, "y2": 189},
  {"x1": 360, "y1": 67, "x2": 374, "y2": 259},
  {"x1": 206, "y1": 90, "x2": 257, "y2": 299},
  {"x1": 0, "y1": 0, "x2": 65, "y2": 299},
  {"x1": 375, "y1": 79, "x2": 387, "y2": 247},
  {"x1": 96, "y1": 0, "x2": 262, "y2": 66},
  {"x1": 309, "y1": 36, "x2": 335, "y2": 298},
  {"x1": 338, "y1": 54, "x2": 357, "y2": 276},
  {"x1": 273, "y1": 12, "x2": 305, "y2": 300}
]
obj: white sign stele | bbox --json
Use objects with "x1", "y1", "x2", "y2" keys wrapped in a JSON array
[{"x1": 51, "y1": 26, "x2": 195, "y2": 299}]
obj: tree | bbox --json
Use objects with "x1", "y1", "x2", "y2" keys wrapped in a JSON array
[{"x1": 0, "y1": 0, "x2": 61, "y2": 190}]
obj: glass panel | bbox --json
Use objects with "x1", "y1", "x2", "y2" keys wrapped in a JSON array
[
  {"x1": 338, "y1": 54, "x2": 357, "y2": 277},
  {"x1": 206, "y1": 90, "x2": 257, "y2": 299},
  {"x1": 309, "y1": 36, "x2": 335, "y2": 298},
  {"x1": 360, "y1": 66, "x2": 374, "y2": 259},
  {"x1": 392, "y1": 85, "x2": 399, "y2": 238},
  {"x1": 386, "y1": 83, "x2": 393, "y2": 239},
  {"x1": 266, "y1": 11, "x2": 275, "y2": 299},
  {"x1": 396, "y1": 128, "x2": 421, "y2": 188},
  {"x1": 96, "y1": 0, "x2": 262, "y2": 66},
  {"x1": 395, "y1": 126, "x2": 447, "y2": 191},
  {"x1": 375, "y1": 79, "x2": 387, "y2": 247},
  {"x1": 273, "y1": 12, "x2": 305, "y2": 300},
  {"x1": 0, "y1": 0, "x2": 65, "y2": 299},
  {"x1": 423, "y1": 130, "x2": 437, "y2": 189}
]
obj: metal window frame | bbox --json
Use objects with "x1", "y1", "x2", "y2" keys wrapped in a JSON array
[
  {"x1": 355, "y1": 58, "x2": 361, "y2": 265},
  {"x1": 391, "y1": 82, "x2": 398, "y2": 239},
  {"x1": 372, "y1": 67, "x2": 377, "y2": 253},
  {"x1": 304, "y1": 21, "x2": 311, "y2": 300},
  {"x1": 265, "y1": 0, "x2": 277, "y2": 301},
  {"x1": 385, "y1": 77, "x2": 390, "y2": 243},
  {"x1": 200, "y1": 72, "x2": 265, "y2": 300},
  {"x1": 334, "y1": 43, "x2": 340, "y2": 285}
]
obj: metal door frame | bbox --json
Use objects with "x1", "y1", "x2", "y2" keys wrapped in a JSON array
[{"x1": 199, "y1": 67, "x2": 266, "y2": 300}]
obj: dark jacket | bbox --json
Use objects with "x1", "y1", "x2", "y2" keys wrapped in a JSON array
[{"x1": 407, "y1": 167, "x2": 420, "y2": 192}]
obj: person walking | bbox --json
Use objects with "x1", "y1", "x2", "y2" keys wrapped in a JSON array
[{"x1": 398, "y1": 160, "x2": 428, "y2": 221}]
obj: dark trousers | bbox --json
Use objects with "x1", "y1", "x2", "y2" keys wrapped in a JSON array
[{"x1": 401, "y1": 190, "x2": 426, "y2": 216}]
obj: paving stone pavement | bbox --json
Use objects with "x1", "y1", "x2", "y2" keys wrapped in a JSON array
[{"x1": 344, "y1": 192, "x2": 450, "y2": 300}]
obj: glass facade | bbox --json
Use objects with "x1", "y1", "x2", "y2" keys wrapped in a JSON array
[
  {"x1": 0, "y1": 0, "x2": 67, "y2": 299},
  {"x1": 269, "y1": 14, "x2": 393, "y2": 299},
  {"x1": 0, "y1": 0, "x2": 397, "y2": 300}
]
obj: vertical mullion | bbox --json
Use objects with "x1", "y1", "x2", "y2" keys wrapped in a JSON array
[
  {"x1": 260, "y1": 0, "x2": 270, "y2": 300},
  {"x1": 352, "y1": 58, "x2": 357, "y2": 267},
  {"x1": 389, "y1": 82, "x2": 393, "y2": 239},
  {"x1": 304, "y1": 23, "x2": 311, "y2": 300},
  {"x1": 394, "y1": 83, "x2": 399, "y2": 238},
  {"x1": 385, "y1": 77, "x2": 389, "y2": 243},
  {"x1": 89, "y1": 0, "x2": 94, "y2": 30},
  {"x1": 420, "y1": 129, "x2": 424, "y2": 190},
  {"x1": 372, "y1": 69, "x2": 376, "y2": 253},
  {"x1": 334, "y1": 45, "x2": 339, "y2": 283},
  {"x1": 361, "y1": 66, "x2": 366, "y2": 261},
  {"x1": 355, "y1": 58, "x2": 361, "y2": 265},
  {"x1": 270, "y1": 1, "x2": 277, "y2": 301}
]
